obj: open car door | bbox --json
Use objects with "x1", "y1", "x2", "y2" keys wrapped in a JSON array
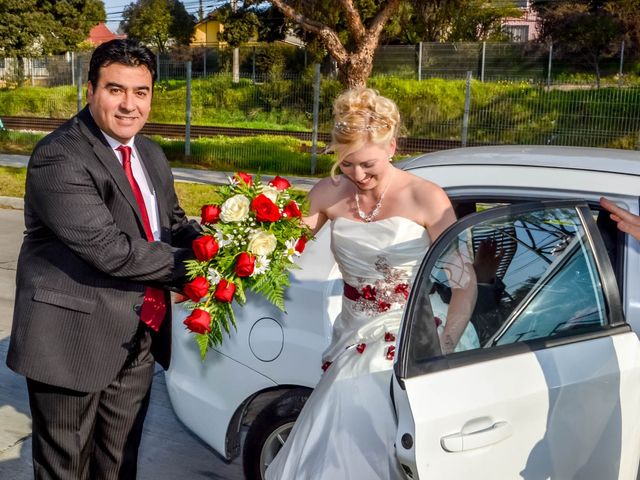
[{"x1": 393, "y1": 200, "x2": 640, "y2": 480}]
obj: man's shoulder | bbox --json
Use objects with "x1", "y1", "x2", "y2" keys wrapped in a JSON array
[
  {"x1": 33, "y1": 114, "x2": 87, "y2": 154},
  {"x1": 135, "y1": 133, "x2": 162, "y2": 151}
]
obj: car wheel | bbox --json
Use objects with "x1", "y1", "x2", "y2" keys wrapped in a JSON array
[{"x1": 242, "y1": 388, "x2": 311, "y2": 480}]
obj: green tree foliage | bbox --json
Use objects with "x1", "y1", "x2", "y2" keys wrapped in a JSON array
[
  {"x1": 216, "y1": 3, "x2": 261, "y2": 47},
  {"x1": 122, "y1": 0, "x2": 195, "y2": 53},
  {"x1": 446, "y1": 0, "x2": 522, "y2": 41},
  {"x1": 255, "y1": 6, "x2": 290, "y2": 43},
  {"x1": 606, "y1": 0, "x2": 640, "y2": 62},
  {"x1": 532, "y1": 0, "x2": 624, "y2": 86},
  {"x1": 384, "y1": 0, "x2": 522, "y2": 43},
  {"x1": 0, "y1": 0, "x2": 105, "y2": 57}
]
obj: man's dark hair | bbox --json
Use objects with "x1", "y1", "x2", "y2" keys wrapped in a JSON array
[{"x1": 88, "y1": 39, "x2": 157, "y2": 87}]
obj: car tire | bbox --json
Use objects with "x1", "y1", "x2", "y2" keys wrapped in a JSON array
[{"x1": 242, "y1": 388, "x2": 311, "y2": 480}]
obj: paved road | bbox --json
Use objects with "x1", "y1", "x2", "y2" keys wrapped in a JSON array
[{"x1": 0, "y1": 208, "x2": 244, "y2": 479}]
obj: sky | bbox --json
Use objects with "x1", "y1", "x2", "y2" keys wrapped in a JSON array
[{"x1": 102, "y1": 0, "x2": 225, "y2": 33}]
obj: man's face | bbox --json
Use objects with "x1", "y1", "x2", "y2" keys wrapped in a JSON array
[{"x1": 87, "y1": 62, "x2": 153, "y2": 144}]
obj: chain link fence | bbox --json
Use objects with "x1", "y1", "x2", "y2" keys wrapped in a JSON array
[{"x1": 0, "y1": 44, "x2": 639, "y2": 174}]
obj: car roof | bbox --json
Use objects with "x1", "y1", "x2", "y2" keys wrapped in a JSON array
[{"x1": 399, "y1": 145, "x2": 640, "y2": 177}]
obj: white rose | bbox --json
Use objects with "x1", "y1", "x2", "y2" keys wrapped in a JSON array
[
  {"x1": 219, "y1": 194, "x2": 250, "y2": 223},
  {"x1": 248, "y1": 230, "x2": 277, "y2": 256},
  {"x1": 261, "y1": 185, "x2": 279, "y2": 203}
]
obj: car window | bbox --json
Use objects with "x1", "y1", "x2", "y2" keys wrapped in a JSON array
[
  {"x1": 453, "y1": 198, "x2": 623, "y2": 293},
  {"x1": 406, "y1": 205, "x2": 610, "y2": 364}
]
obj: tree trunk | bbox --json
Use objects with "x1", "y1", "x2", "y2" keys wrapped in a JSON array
[
  {"x1": 338, "y1": 54, "x2": 374, "y2": 89},
  {"x1": 269, "y1": 0, "x2": 400, "y2": 88}
]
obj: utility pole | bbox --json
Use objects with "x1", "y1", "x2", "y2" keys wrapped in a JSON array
[
  {"x1": 232, "y1": 0, "x2": 240, "y2": 83},
  {"x1": 199, "y1": 0, "x2": 204, "y2": 21}
]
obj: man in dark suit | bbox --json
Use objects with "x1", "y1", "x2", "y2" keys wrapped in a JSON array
[{"x1": 7, "y1": 39, "x2": 200, "y2": 479}]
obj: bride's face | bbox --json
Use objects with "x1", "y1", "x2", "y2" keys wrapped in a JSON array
[{"x1": 339, "y1": 141, "x2": 395, "y2": 191}]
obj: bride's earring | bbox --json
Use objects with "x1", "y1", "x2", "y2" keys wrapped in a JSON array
[{"x1": 388, "y1": 156, "x2": 393, "y2": 162}]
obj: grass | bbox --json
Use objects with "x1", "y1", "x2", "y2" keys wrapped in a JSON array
[
  {"x1": 0, "y1": 166, "x2": 308, "y2": 217},
  {"x1": 2, "y1": 75, "x2": 638, "y2": 171},
  {"x1": 0, "y1": 166, "x2": 26, "y2": 198},
  {"x1": 0, "y1": 130, "x2": 43, "y2": 154},
  {"x1": 173, "y1": 182, "x2": 222, "y2": 216},
  {"x1": 0, "y1": 130, "x2": 334, "y2": 176},
  {"x1": 0, "y1": 166, "x2": 218, "y2": 217},
  {"x1": 0, "y1": 164, "x2": 225, "y2": 217}
]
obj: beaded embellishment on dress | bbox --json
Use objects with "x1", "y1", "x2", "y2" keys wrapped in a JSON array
[{"x1": 344, "y1": 256, "x2": 412, "y2": 316}]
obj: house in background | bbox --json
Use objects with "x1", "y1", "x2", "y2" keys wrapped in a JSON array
[
  {"x1": 502, "y1": 0, "x2": 540, "y2": 42},
  {"x1": 86, "y1": 23, "x2": 126, "y2": 46},
  {"x1": 191, "y1": 13, "x2": 303, "y2": 49},
  {"x1": 192, "y1": 16, "x2": 234, "y2": 48},
  {"x1": 0, "y1": 23, "x2": 125, "y2": 86}
]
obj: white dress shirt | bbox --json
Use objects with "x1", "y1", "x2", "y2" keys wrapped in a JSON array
[{"x1": 101, "y1": 132, "x2": 161, "y2": 241}]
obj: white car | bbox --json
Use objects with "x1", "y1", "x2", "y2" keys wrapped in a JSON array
[{"x1": 166, "y1": 145, "x2": 640, "y2": 480}]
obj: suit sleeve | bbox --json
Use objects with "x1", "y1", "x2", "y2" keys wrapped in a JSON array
[{"x1": 26, "y1": 140, "x2": 191, "y2": 284}]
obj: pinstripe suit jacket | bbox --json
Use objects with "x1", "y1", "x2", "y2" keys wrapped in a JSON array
[{"x1": 7, "y1": 106, "x2": 201, "y2": 392}]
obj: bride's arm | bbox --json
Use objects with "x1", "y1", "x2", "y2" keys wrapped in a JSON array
[
  {"x1": 302, "y1": 178, "x2": 332, "y2": 235},
  {"x1": 419, "y1": 182, "x2": 477, "y2": 354}
]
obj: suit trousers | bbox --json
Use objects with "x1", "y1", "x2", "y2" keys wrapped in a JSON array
[{"x1": 26, "y1": 324, "x2": 155, "y2": 480}]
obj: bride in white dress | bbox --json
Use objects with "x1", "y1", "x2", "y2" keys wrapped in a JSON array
[{"x1": 266, "y1": 88, "x2": 477, "y2": 480}]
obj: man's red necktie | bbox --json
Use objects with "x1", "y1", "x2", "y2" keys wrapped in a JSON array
[{"x1": 117, "y1": 145, "x2": 166, "y2": 331}]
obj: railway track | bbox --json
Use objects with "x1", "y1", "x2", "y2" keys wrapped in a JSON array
[{"x1": 1, "y1": 116, "x2": 468, "y2": 153}]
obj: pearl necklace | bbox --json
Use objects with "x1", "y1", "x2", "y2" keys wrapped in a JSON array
[{"x1": 354, "y1": 171, "x2": 393, "y2": 223}]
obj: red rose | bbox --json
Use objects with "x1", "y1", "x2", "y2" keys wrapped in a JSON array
[
  {"x1": 283, "y1": 200, "x2": 302, "y2": 219},
  {"x1": 356, "y1": 343, "x2": 366, "y2": 354},
  {"x1": 294, "y1": 236, "x2": 307, "y2": 254},
  {"x1": 385, "y1": 345, "x2": 396, "y2": 360},
  {"x1": 234, "y1": 252, "x2": 256, "y2": 277},
  {"x1": 183, "y1": 308, "x2": 211, "y2": 334},
  {"x1": 377, "y1": 301, "x2": 391, "y2": 312},
  {"x1": 361, "y1": 285, "x2": 376, "y2": 300},
  {"x1": 235, "y1": 171, "x2": 253, "y2": 186},
  {"x1": 269, "y1": 175, "x2": 291, "y2": 191},
  {"x1": 394, "y1": 283, "x2": 410, "y2": 300},
  {"x1": 251, "y1": 194, "x2": 281, "y2": 222},
  {"x1": 192, "y1": 235, "x2": 219, "y2": 261},
  {"x1": 214, "y1": 279, "x2": 236, "y2": 303},
  {"x1": 183, "y1": 276, "x2": 210, "y2": 302},
  {"x1": 384, "y1": 332, "x2": 396, "y2": 342},
  {"x1": 434, "y1": 316, "x2": 442, "y2": 327},
  {"x1": 201, "y1": 204, "x2": 221, "y2": 224}
]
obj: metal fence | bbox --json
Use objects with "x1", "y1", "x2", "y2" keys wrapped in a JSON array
[
  {"x1": 2, "y1": 41, "x2": 636, "y2": 88},
  {"x1": 1, "y1": 51, "x2": 639, "y2": 175}
]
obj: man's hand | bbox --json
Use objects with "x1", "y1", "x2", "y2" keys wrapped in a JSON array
[
  {"x1": 173, "y1": 292, "x2": 189, "y2": 304},
  {"x1": 600, "y1": 197, "x2": 640, "y2": 242},
  {"x1": 473, "y1": 238, "x2": 503, "y2": 284}
]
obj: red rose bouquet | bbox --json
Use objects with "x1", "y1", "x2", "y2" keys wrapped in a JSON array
[{"x1": 183, "y1": 172, "x2": 311, "y2": 358}]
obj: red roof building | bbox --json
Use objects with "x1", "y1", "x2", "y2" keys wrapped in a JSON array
[{"x1": 87, "y1": 23, "x2": 126, "y2": 46}]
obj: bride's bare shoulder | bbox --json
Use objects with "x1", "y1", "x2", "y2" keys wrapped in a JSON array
[{"x1": 309, "y1": 175, "x2": 350, "y2": 203}]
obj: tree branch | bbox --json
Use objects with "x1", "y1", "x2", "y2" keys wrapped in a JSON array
[
  {"x1": 269, "y1": 0, "x2": 348, "y2": 63},
  {"x1": 269, "y1": 0, "x2": 325, "y2": 35},
  {"x1": 338, "y1": 0, "x2": 365, "y2": 43},
  {"x1": 367, "y1": 0, "x2": 402, "y2": 42}
]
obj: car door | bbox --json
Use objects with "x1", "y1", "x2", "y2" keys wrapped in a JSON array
[{"x1": 393, "y1": 200, "x2": 640, "y2": 480}]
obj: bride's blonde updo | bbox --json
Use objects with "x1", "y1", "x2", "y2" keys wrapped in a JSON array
[{"x1": 328, "y1": 88, "x2": 400, "y2": 176}]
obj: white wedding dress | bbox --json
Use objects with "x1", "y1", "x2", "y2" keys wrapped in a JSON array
[{"x1": 266, "y1": 216, "x2": 432, "y2": 480}]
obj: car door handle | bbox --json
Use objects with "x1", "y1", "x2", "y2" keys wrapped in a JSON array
[{"x1": 441, "y1": 421, "x2": 512, "y2": 452}]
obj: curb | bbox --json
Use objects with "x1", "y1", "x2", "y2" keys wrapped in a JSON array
[{"x1": 0, "y1": 196, "x2": 23, "y2": 210}]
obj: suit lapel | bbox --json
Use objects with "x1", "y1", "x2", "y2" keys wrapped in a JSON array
[{"x1": 76, "y1": 107, "x2": 146, "y2": 230}]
